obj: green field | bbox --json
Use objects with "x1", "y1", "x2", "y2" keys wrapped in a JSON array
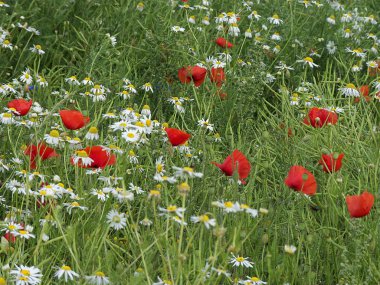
[{"x1": 0, "y1": 0, "x2": 379, "y2": 284}]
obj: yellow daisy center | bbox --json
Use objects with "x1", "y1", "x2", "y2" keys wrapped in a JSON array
[{"x1": 49, "y1": 130, "x2": 60, "y2": 138}]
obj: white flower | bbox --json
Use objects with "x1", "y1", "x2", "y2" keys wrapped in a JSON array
[
  {"x1": 20, "y1": 69, "x2": 33, "y2": 85},
  {"x1": 326, "y1": 41, "x2": 337, "y2": 54},
  {"x1": 54, "y1": 265, "x2": 80, "y2": 282},
  {"x1": 0, "y1": 112, "x2": 15, "y2": 125},
  {"x1": 230, "y1": 254, "x2": 254, "y2": 268},
  {"x1": 44, "y1": 130, "x2": 62, "y2": 145},
  {"x1": 153, "y1": 277, "x2": 173, "y2": 285},
  {"x1": 63, "y1": 201, "x2": 88, "y2": 214},
  {"x1": 85, "y1": 272, "x2": 110, "y2": 285},
  {"x1": 248, "y1": 11, "x2": 261, "y2": 21},
  {"x1": 212, "y1": 59, "x2": 226, "y2": 69},
  {"x1": 85, "y1": 127, "x2": 100, "y2": 140},
  {"x1": 345, "y1": 47, "x2": 366, "y2": 58},
  {"x1": 339, "y1": 83, "x2": 360, "y2": 97},
  {"x1": 228, "y1": 23, "x2": 240, "y2": 37},
  {"x1": 158, "y1": 205, "x2": 186, "y2": 218},
  {"x1": 198, "y1": 118, "x2": 214, "y2": 131},
  {"x1": 140, "y1": 218, "x2": 153, "y2": 226},
  {"x1": 11, "y1": 265, "x2": 43, "y2": 285},
  {"x1": 172, "y1": 166, "x2": 203, "y2": 178},
  {"x1": 122, "y1": 128, "x2": 141, "y2": 143},
  {"x1": 171, "y1": 26, "x2": 185, "y2": 32},
  {"x1": 107, "y1": 209, "x2": 127, "y2": 230},
  {"x1": 30, "y1": 44, "x2": 45, "y2": 55},
  {"x1": 91, "y1": 189, "x2": 108, "y2": 201},
  {"x1": 212, "y1": 201, "x2": 241, "y2": 213},
  {"x1": 284, "y1": 244, "x2": 297, "y2": 254},
  {"x1": 190, "y1": 214, "x2": 216, "y2": 229},
  {"x1": 65, "y1": 75, "x2": 80, "y2": 85},
  {"x1": 239, "y1": 276, "x2": 267, "y2": 285},
  {"x1": 106, "y1": 33, "x2": 117, "y2": 46},
  {"x1": 297, "y1": 57, "x2": 318, "y2": 68},
  {"x1": 172, "y1": 216, "x2": 188, "y2": 225},
  {"x1": 268, "y1": 14, "x2": 283, "y2": 25},
  {"x1": 240, "y1": 204, "x2": 258, "y2": 218},
  {"x1": 141, "y1": 82, "x2": 153, "y2": 93},
  {"x1": 72, "y1": 150, "x2": 94, "y2": 167}
]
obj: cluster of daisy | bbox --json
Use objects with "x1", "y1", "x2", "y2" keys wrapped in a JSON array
[{"x1": 3, "y1": 264, "x2": 111, "y2": 285}]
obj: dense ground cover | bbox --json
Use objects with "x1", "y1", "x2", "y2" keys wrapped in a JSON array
[{"x1": 0, "y1": 0, "x2": 379, "y2": 284}]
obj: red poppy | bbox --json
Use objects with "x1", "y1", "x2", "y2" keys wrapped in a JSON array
[
  {"x1": 4, "y1": 232, "x2": 16, "y2": 243},
  {"x1": 279, "y1": 123, "x2": 294, "y2": 137},
  {"x1": 7, "y1": 99, "x2": 33, "y2": 116},
  {"x1": 216, "y1": 89, "x2": 227, "y2": 100},
  {"x1": 59, "y1": 110, "x2": 90, "y2": 130},
  {"x1": 71, "y1": 145, "x2": 116, "y2": 168},
  {"x1": 211, "y1": 149, "x2": 251, "y2": 184},
  {"x1": 346, "y1": 191, "x2": 374, "y2": 218},
  {"x1": 319, "y1": 152, "x2": 344, "y2": 173},
  {"x1": 178, "y1": 66, "x2": 207, "y2": 87},
  {"x1": 215, "y1": 37, "x2": 233, "y2": 48},
  {"x1": 303, "y1": 107, "x2": 338, "y2": 128},
  {"x1": 210, "y1": 68, "x2": 225, "y2": 87},
  {"x1": 354, "y1": 85, "x2": 371, "y2": 103},
  {"x1": 284, "y1": 165, "x2": 317, "y2": 195},
  {"x1": 165, "y1": 128, "x2": 191, "y2": 146},
  {"x1": 24, "y1": 143, "x2": 59, "y2": 169}
]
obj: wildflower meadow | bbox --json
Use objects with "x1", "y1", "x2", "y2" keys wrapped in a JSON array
[{"x1": 0, "y1": 0, "x2": 379, "y2": 284}]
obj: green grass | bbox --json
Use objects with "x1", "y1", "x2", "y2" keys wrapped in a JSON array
[{"x1": 0, "y1": 0, "x2": 379, "y2": 284}]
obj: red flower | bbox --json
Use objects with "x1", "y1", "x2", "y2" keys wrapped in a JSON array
[
  {"x1": 346, "y1": 191, "x2": 374, "y2": 218},
  {"x1": 71, "y1": 146, "x2": 116, "y2": 168},
  {"x1": 59, "y1": 110, "x2": 90, "y2": 130},
  {"x1": 211, "y1": 149, "x2": 251, "y2": 184},
  {"x1": 4, "y1": 232, "x2": 16, "y2": 243},
  {"x1": 165, "y1": 128, "x2": 191, "y2": 146},
  {"x1": 24, "y1": 143, "x2": 59, "y2": 169},
  {"x1": 7, "y1": 99, "x2": 33, "y2": 116},
  {"x1": 354, "y1": 85, "x2": 371, "y2": 103},
  {"x1": 178, "y1": 66, "x2": 207, "y2": 87},
  {"x1": 284, "y1": 165, "x2": 317, "y2": 195},
  {"x1": 215, "y1": 37, "x2": 233, "y2": 48},
  {"x1": 216, "y1": 89, "x2": 228, "y2": 100},
  {"x1": 210, "y1": 68, "x2": 225, "y2": 87},
  {"x1": 304, "y1": 107, "x2": 338, "y2": 128},
  {"x1": 319, "y1": 152, "x2": 344, "y2": 173}
]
